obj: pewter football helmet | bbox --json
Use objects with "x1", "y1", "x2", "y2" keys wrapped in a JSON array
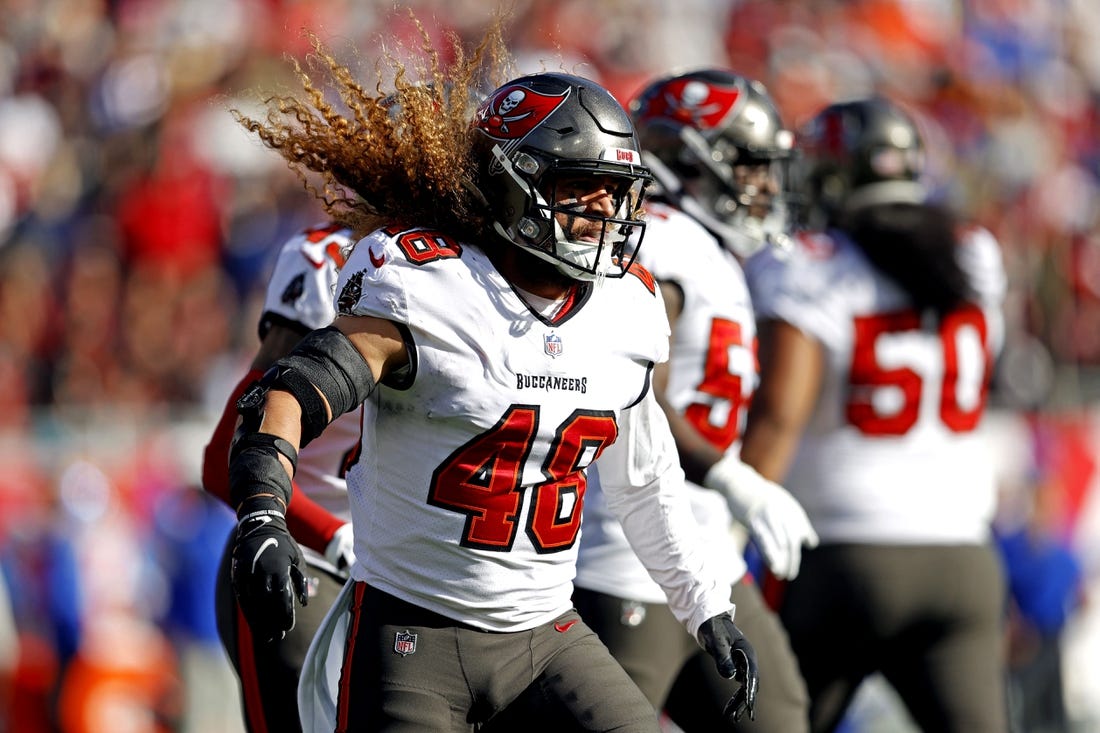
[
  {"x1": 630, "y1": 69, "x2": 793, "y2": 257},
  {"x1": 797, "y1": 96, "x2": 927, "y2": 227},
  {"x1": 472, "y1": 73, "x2": 653, "y2": 281}
]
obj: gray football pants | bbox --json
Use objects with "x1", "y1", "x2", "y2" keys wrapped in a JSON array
[
  {"x1": 572, "y1": 578, "x2": 810, "y2": 732},
  {"x1": 336, "y1": 583, "x2": 659, "y2": 732},
  {"x1": 776, "y1": 543, "x2": 1008, "y2": 733}
]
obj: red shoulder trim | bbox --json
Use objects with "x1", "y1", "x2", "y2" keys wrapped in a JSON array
[{"x1": 626, "y1": 261, "x2": 657, "y2": 296}]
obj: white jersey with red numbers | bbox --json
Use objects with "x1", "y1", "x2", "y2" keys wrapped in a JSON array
[
  {"x1": 335, "y1": 225, "x2": 735, "y2": 634},
  {"x1": 575, "y1": 202, "x2": 751, "y2": 604},
  {"x1": 747, "y1": 225, "x2": 1007, "y2": 545},
  {"x1": 260, "y1": 222, "x2": 360, "y2": 522}
]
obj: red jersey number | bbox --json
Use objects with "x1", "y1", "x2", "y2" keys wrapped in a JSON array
[
  {"x1": 683, "y1": 318, "x2": 750, "y2": 451},
  {"x1": 846, "y1": 305, "x2": 990, "y2": 436},
  {"x1": 395, "y1": 230, "x2": 462, "y2": 264},
  {"x1": 429, "y1": 406, "x2": 617, "y2": 552}
]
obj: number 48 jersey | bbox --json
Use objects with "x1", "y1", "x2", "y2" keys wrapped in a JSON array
[
  {"x1": 746, "y1": 226, "x2": 1007, "y2": 545},
  {"x1": 334, "y1": 226, "x2": 729, "y2": 633}
]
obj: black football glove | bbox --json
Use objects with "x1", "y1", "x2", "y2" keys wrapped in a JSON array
[
  {"x1": 697, "y1": 611, "x2": 759, "y2": 724},
  {"x1": 230, "y1": 495, "x2": 309, "y2": 642}
]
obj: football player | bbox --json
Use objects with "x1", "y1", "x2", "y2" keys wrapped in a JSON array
[
  {"x1": 225, "y1": 23, "x2": 760, "y2": 732},
  {"x1": 202, "y1": 222, "x2": 358, "y2": 732},
  {"x1": 572, "y1": 68, "x2": 815, "y2": 732},
  {"x1": 741, "y1": 97, "x2": 1009, "y2": 732}
]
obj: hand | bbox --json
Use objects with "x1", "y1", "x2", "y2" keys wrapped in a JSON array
[
  {"x1": 746, "y1": 487, "x2": 819, "y2": 580},
  {"x1": 703, "y1": 455, "x2": 819, "y2": 579},
  {"x1": 697, "y1": 612, "x2": 759, "y2": 724},
  {"x1": 231, "y1": 496, "x2": 309, "y2": 642},
  {"x1": 323, "y1": 522, "x2": 356, "y2": 574}
]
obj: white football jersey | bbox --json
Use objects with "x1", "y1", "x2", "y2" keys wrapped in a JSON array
[
  {"x1": 261, "y1": 223, "x2": 359, "y2": 522},
  {"x1": 576, "y1": 203, "x2": 751, "y2": 603},
  {"x1": 747, "y1": 225, "x2": 1007, "y2": 544},
  {"x1": 336, "y1": 226, "x2": 734, "y2": 634}
]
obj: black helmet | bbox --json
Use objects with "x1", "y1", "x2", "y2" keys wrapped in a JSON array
[
  {"x1": 630, "y1": 68, "x2": 793, "y2": 257},
  {"x1": 797, "y1": 96, "x2": 927, "y2": 227},
  {"x1": 471, "y1": 72, "x2": 653, "y2": 281}
]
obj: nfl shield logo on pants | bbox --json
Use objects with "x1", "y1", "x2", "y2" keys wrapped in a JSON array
[{"x1": 394, "y1": 630, "x2": 417, "y2": 656}]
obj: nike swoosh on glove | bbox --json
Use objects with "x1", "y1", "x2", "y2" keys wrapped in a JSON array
[
  {"x1": 704, "y1": 454, "x2": 819, "y2": 579},
  {"x1": 697, "y1": 611, "x2": 759, "y2": 724},
  {"x1": 231, "y1": 496, "x2": 309, "y2": 642}
]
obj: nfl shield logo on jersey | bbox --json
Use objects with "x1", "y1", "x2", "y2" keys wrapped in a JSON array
[
  {"x1": 544, "y1": 332, "x2": 563, "y2": 358},
  {"x1": 394, "y1": 630, "x2": 417, "y2": 656}
]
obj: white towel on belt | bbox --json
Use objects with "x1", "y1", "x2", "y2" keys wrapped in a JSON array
[{"x1": 298, "y1": 579, "x2": 355, "y2": 733}]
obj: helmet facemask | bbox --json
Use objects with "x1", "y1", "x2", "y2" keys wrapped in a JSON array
[
  {"x1": 676, "y1": 126, "x2": 793, "y2": 258},
  {"x1": 486, "y1": 145, "x2": 651, "y2": 282}
]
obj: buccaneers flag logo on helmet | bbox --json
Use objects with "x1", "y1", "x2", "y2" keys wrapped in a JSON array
[
  {"x1": 475, "y1": 84, "x2": 570, "y2": 143},
  {"x1": 635, "y1": 78, "x2": 742, "y2": 132}
]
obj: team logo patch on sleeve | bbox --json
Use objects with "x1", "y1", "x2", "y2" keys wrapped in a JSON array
[
  {"x1": 336, "y1": 270, "x2": 365, "y2": 315},
  {"x1": 394, "y1": 630, "x2": 418, "y2": 656}
]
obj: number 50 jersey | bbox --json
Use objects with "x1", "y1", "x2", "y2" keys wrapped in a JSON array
[
  {"x1": 747, "y1": 226, "x2": 1007, "y2": 545},
  {"x1": 334, "y1": 226, "x2": 728, "y2": 633}
]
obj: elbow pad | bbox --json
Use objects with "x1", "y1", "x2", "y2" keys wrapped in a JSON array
[{"x1": 237, "y1": 326, "x2": 377, "y2": 447}]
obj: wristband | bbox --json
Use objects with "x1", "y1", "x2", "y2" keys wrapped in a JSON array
[
  {"x1": 230, "y1": 431, "x2": 299, "y2": 473},
  {"x1": 229, "y1": 436, "x2": 295, "y2": 510}
]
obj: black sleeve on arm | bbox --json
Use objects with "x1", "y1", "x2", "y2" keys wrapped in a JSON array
[
  {"x1": 245, "y1": 325, "x2": 378, "y2": 447},
  {"x1": 228, "y1": 325, "x2": 377, "y2": 511}
]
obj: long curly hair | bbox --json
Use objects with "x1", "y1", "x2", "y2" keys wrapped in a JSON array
[{"x1": 233, "y1": 12, "x2": 515, "y2": 241}]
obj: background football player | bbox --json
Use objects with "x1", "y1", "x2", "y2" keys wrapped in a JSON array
[
  {"x1": 573, "y1": 68, "x2": 815, "y2": 732},
  {"x1": 742, "y1": 96, "x2": 1009, "y2": 733},
  {"x1": 202, "y1": 222, "x2": 358, "y2": 733}
]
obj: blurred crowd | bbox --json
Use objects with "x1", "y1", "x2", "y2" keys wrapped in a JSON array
[{"x1": 0, "y1": 0, "x2": 1098, "y2": 731}]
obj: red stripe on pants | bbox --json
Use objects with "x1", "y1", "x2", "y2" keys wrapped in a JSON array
[
  {"x1": 236, "y1": 603, "x2": 269, "y2": 733},
  {"x1": 336, "y1": 582, "x2": 368, "y2": 733}
]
